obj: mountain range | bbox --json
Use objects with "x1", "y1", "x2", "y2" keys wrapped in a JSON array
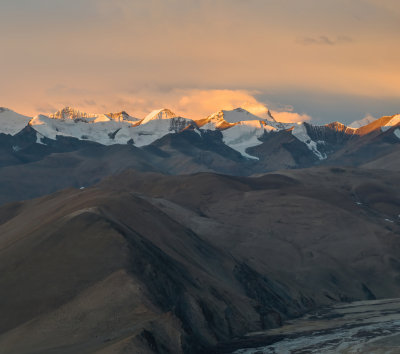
[
  {"x1": 2, "y1": 106, "x2": 399, "y2": 159},
  {"x1": 0, "y1": 106, "x2": 399, "y2": 206},
  {"x1": 0, "y1": 105, "x2": 400, "y2": 353}
]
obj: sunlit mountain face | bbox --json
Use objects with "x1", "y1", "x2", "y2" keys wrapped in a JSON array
[
  {"x1": 1, "y1": 0, "x2": 400, "y2": 353},
  {"x1": 2, "y1": 106, "x2": 399, "y2": 160}
]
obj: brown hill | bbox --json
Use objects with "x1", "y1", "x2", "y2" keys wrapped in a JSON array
[{"x1": 0, "y1": 167, "x2": 400, "y2": 353}]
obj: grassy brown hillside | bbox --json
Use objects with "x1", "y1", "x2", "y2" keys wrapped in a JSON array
[{"x1": 0, "y1": 167, "x2": 399, "y2": 353}]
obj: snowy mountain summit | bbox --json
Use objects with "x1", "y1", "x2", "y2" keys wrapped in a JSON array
[
  {"x1": 141, "y1": 108, "x2": 177, "y2": 124},
  {"x1": 114, "y1": 108, "x2": 198, "y2": 147},
  {"x1": 30, "y1": 107, "x2": 140, "y2": 145},
  {"x1": 208, "y1": 108, "x2": 267, "y2": 124},
  {"x1": 106, "y1": 111, "x2": 139, "y2": 122},
  {"x1": 0, "y1": 107, "x2": 32, "y2": 135},
  {"x1": 349, "y1": 115, "x2": 376, "y2": 129},
  {"x1": 48, "y1": 106, "x2": 139, "y2": 123},
  {"x1": 1, "y1": 106, "x2": 399, "y2": 161},
  {"x1": 49, "y1": 107, "x2": 94, "y2": 120}
]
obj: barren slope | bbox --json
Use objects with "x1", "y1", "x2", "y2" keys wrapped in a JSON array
[{"x1": 0, "y1": 167, "x2": 400, "y2": 353}]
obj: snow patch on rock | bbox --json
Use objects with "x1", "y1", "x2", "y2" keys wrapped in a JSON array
[
  {"x1": 292, "y1": 123, "x2": 326, "y2": 160},
  {"x1": 30, "y1": 114, "x2": 133, "y2": 145},
  {"x1": 114, "y1": 117, "x2": 195, "y2": 147},
  {"x1": 29, "y1": 106, "x2": 195, "y2": 147},
  {"x1": 222, "y1": 120, "x2": 276, "y2": 159}
]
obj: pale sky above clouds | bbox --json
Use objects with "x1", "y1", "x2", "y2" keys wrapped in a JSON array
[{"x1": 0, "y1": 0, "x2": 399, "y2": 123}]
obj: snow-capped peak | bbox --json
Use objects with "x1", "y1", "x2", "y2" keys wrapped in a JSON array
[
  {"x1": 106, "y1": 111, "x2": 139, "y2": 122},
  {"x1": 207, "y1": 108, "x2": 264, "y2": 124},
  {"x1": 141, "y1": 108, "x2": 177, "y2": 125},
  {"x1": 349, "y1": 115, "x2": 377, "y2": 129},
  {"x1": 49, "y1": 107, "x2": 116, "y2": 123},
  {"x1": 48, "y1": 107, "x2": 140, "y2": 124},
  {"x1": 381, "y1": 114, "x2": 400, "y2": 132},
  {"x1": 0, "y1": 108, "x2": 32, "y2": 135},
  {"x1": 349, "y1": 114, "x2": 400, "y2": 134},
  {"x1": 197, "y1": 107, "x2": 275, "y2": 131},
  {"x1": 49, "y1": 107, "x2": 95, "y2": 120}
]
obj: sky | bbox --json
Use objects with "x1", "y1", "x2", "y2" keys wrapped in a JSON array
[{"x1": 0, "y1": 0, "x2": 399, "y2": 124}]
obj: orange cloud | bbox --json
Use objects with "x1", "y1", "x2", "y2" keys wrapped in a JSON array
[
  {"x1": 176, "y1": 89, "x2": 270, "y2": 119},
  {"x1": 1, "y1": 0, "x2": 400, "y2": 121},
  {"x1": 271, "y1": 110, "x2": 311, "y2": 123},
  {"x1": 111, "y1": 89, "x2": 311, "y2": 122},
  {"x1": 174, "y1": 89, "x2": 311, "y2": 123},
  {"x1": 15, "y1": 88, "x2": 311, "y2": 124}
]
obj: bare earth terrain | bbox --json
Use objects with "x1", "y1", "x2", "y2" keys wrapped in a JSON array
[
  {"x1": 235, "y1": 298, "x2": 400, "y2": 353},
  {"x1": 0, "y1": 167, "x2": 400, "y2": 353}
]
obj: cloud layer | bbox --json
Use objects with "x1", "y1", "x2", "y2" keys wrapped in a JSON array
[
  {"x1": 0, "y1": 0, "x2": 399, "y2": 123},
  {"x1": 25, "y1": 88, "x2": 309, "y2": 123}
]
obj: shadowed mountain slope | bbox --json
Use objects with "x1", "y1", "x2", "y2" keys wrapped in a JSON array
[
  {"x1": 0, "y1": 167, "x2": 399, "y2": 353},
  {"x1": 362, "y1": 145, "x2": 400, "y2": 171}
]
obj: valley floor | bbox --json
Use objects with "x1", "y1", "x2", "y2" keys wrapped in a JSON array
[{"x1": 233, "y1": 298, "x2": 400, "y2": 353}]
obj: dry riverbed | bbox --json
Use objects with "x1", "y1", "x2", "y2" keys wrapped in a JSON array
[{"x1": 218, "y1": 298, "x2": 400, "y2": 353}]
